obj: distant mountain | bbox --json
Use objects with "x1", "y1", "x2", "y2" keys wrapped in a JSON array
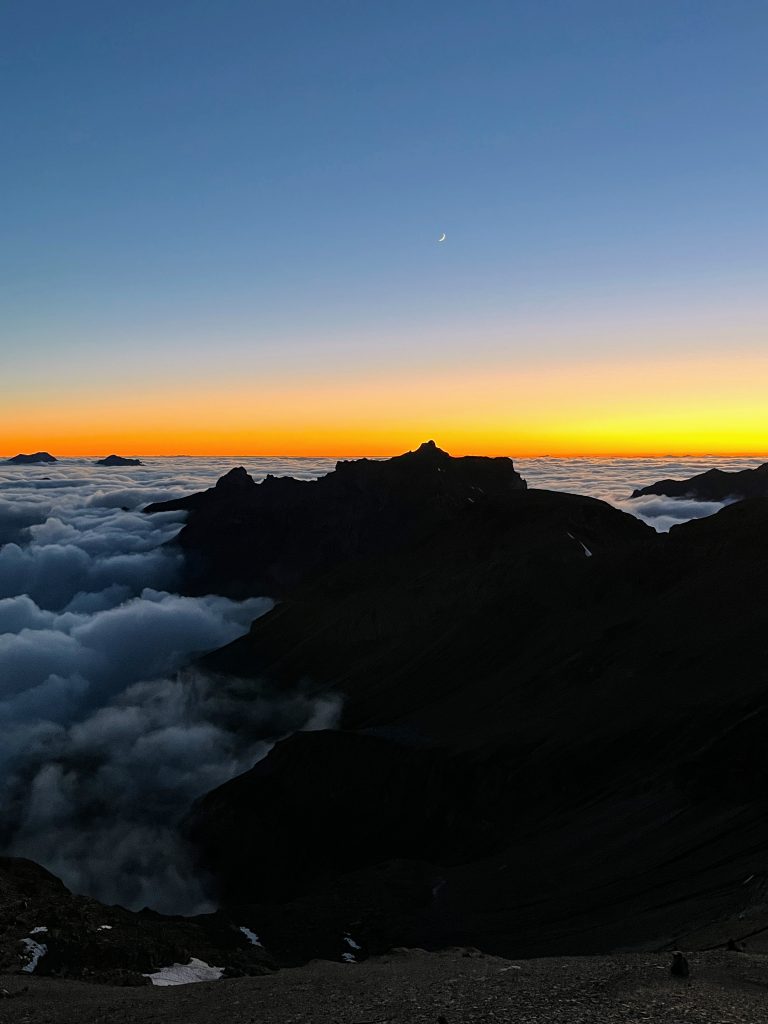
[
  {"x1": 6, "y1": 451, "x2": 57, "y2": 464},
  {"x1": 95, "y1": 454, "x2": 143, "y2": 466},
  {"x1": 631, "y1": 462, "x2": 768, "y2": 500}
]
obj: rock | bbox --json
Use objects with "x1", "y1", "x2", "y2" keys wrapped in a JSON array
[
  {"x1": 631, "y1": 462, "x2": 768, "y2": 500},
  {"x1": 6, "y1": 451, "x2": 57, "y2": 464},
  {"x1": 94, "y1": 454, "x2": 143, "y2": 466},
  {"x1": 670, "y1": 951, "x2": 689, "y2": 977}
]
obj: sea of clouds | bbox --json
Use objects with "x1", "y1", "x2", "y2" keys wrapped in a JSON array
[
  {"x1": 0, "y1": 456, "x2": 339, "y2": 913},
  {"x1": 0, "y1": 451, "x2": 763, "y2": 913}
]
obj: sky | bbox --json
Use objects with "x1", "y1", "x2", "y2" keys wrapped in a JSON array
[{"x1": 2, "y1": 0, "x2": 768, "y2": 456}]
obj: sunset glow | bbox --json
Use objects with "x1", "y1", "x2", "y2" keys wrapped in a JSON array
[{"x1": 5, "y1": 349, "x2": 768, "y2": 458}]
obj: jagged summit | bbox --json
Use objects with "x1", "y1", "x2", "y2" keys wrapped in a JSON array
[
  {"x1": 214, "y1": 466, "x2": 257, "y2": 491},
  {"x1": 411, "y1": 439, "x2": 446, "y2": 457},
  {"x1": 144, "y1": 442, "x2": 531, "y2": 596}
]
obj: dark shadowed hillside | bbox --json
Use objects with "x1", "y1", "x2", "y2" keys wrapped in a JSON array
[{"x1": 144, "y1": 446, "x2": 768, "y2": 961}]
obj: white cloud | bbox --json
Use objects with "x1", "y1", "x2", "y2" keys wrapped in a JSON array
[{"x1": 0, "y1": 457, "x2": 340, "y2": 913}]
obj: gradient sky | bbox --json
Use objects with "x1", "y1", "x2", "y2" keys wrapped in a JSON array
[{"x1": 3, "y1": 1, "x2": 768, "y2": 456}]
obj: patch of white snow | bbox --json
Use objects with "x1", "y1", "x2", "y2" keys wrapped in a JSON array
[
  {"x1": 341, "y1": 952, "x2": 356, "y2": 963},
  {"x1": 567, "y1": 532, "x2": 592, "y2": 557},
  {"x1": 239, "y1": 926, "x2": 262, "y2": 946},
  {"x1": 21, "y1": 937, "x2": 48, "y2": 973},
  {"x1": 144, "y1": 957, "x2": 224, "y2": 986},
  {"x1": 29, "y1": 926, "x2": 48, "y2": 935},
  {"x1": 344, "y1": 933, "x2": 361, "y2": 950}
]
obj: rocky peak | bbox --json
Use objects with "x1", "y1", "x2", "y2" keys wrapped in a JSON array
[
  {"x1": 214, "y1": 466, "x2": 256, "y2": 492},
  {"x1": 410, "y1": 440, "x2": 449, "y2": 460}
]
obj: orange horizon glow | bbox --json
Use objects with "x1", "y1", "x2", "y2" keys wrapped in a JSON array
[
  {"x1": 3, "y1": 440, "x2": 768, "y2": 460},
  {"x1": 5, "y1": 350, "x2": 768, "y2": 461}
]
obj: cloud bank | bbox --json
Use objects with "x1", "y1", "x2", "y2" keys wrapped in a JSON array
[{"x1": 0, "y1": 458, "x2": 339, "y2": 912}]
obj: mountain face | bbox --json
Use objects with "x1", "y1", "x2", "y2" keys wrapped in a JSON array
[
  {"x1": 631, "y1": 462, "x2": 768, "y2": 500},
  {"x1": 6, "y1": 452, "x2": 57, "y2": 464},
  {"x1": 146, "y1": 451, "x2": 768, "y2": 960},
  {"x1": 95, "y1": 454, "x2": 143, "y2": 466}
]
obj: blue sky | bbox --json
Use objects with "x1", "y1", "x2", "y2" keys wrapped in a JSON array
[{"x1": 2, "y1": 1, "x2": 768, "y2": 453}]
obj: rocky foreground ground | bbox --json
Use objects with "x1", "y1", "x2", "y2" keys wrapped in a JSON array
[{"x1": 3, "y1": 948, "x2": 768, "y2": 1024}]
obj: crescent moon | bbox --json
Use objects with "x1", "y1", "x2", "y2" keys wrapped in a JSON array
[{"x1": 438, "y1": 233, "x2": 446, "y2": 242}]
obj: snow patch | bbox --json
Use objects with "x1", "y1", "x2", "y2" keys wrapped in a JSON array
[
  {"x1": 239, "y1": 926, "x2": 262, "y2": 946},
  {"x1": 341, "y1": 952, "x2": 356, "y2": 963},
  {"x1": 97, "y1": 924, "x2": 113, "y2": 930},
  {"x1": 21, "y1": 937, "x2": 48, "y2": 973},
  {"x1": 144, "y1": 957, "x2": 224, "y2": 986},
  {"x1": 567, "y1": 532, "x2": 592, "y2": 557},
  {"x1": 344, "y1": 933, "x2": 361, "y2": 950},
  {"x1": 29, "y1": 926, "x2": 48, "y2": 934}
]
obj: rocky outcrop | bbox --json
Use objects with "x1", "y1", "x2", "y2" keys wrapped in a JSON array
[
  {"x1": 95, "y1": 455, "x2": 143, "y2": 466},
  {"x1": 631, "y1": 462, "x2": 768, "y2": 500},
  {"x1": 0, "y1": 857, "x2": 274, "y2": 984},
  {"x1": 6, "y1": 452, "x2": 57, "y2": 464}
]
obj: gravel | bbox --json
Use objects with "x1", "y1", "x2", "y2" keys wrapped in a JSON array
[{"x1": 2, "y1": 948, "x2": 768, "y2": 1024}]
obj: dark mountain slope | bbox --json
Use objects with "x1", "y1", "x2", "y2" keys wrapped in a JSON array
[
  {"x1": 203, "y1": 486, "x2": 656, "y2": 746},
  {"x1": 144, "y1": 447, "x2": 768, "y2": 959}
]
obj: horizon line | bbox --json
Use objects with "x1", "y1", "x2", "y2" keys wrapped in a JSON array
[{"x1": 4, "y1": 450, "x2": 768, "y2": 461}]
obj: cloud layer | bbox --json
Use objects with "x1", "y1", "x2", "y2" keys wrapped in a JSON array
[{"x1": 0, "y1": 458, "x2": 338, "y2": 912}]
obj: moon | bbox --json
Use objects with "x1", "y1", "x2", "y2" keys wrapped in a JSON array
[{"x1": 438, "y1": 232, "x2": 446, "y2": 242}]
